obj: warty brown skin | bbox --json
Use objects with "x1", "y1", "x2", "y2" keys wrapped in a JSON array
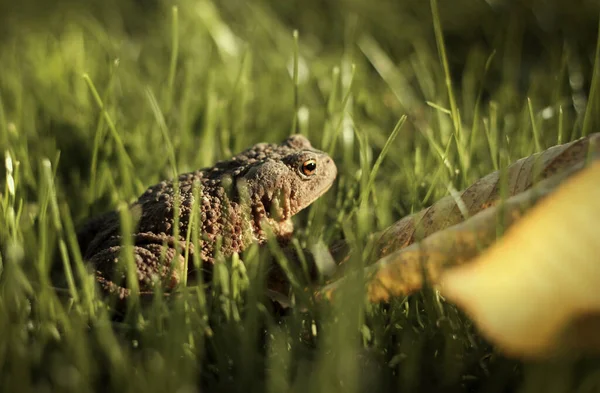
[{"x1": 77, "y1": 135, "x2": 337, "y2": 298}]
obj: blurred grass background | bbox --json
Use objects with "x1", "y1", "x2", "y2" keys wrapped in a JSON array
[{"x1": 1, "y1": 0, "x2": 600, "y2": 391}]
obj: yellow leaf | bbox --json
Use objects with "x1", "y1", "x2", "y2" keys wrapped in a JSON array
[{"x1": 440, "y1": 160, "x2": 600, "y2": 358}]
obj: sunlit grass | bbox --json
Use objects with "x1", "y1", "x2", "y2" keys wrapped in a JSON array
[{"x1": 0, "y1": 0, "x2": 599, "y2": 391}]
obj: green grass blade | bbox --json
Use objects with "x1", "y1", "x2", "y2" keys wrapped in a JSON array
[{"x1": 360, "y1": 115, "x2": 407, "y2": 205}]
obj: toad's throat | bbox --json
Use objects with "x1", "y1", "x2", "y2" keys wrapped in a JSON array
[{"x1": 250, "y1": 187, "x2": 292, "y2": 236}]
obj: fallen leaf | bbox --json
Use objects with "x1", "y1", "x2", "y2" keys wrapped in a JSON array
[
  {"x1": 319, "y1": 158, "x2": 589, "y2": 302},
  {"x1": 440, "y1": 160, "x2": 600, "y2": 358},
  {"x1": 374, "y1": 133, "x2": 600, "y2": 259}
]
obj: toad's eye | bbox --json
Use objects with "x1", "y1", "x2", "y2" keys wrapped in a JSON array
[{"x1": 300, "y1": 159, "x2": 317, "y2": 177}]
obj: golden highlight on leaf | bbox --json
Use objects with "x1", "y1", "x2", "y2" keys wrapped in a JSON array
[
  {"x1": 440, "y1": 160, "x2": 600, "y2": 358},
  {"x1": 320, "y1": 156, "x2": 590, "y2": 303}
]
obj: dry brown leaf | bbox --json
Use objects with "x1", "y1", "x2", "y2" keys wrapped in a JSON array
[
  {"x1": 439, "y1": 160, "x2": 600, "y2": 358},
  {"x1": 319, "y1": 159, "x2": 589, "y2": 302},
  {"x1": 374, "y1": 133, "x2": 600, "y2": 259}
]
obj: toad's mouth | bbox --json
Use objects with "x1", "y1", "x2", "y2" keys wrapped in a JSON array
[
  {"x1": 306, "y1": 179, "x2": 335, "y2": 206},
  {"x1": 290, "y1": 174, "x2": 336, "y2": 214}
]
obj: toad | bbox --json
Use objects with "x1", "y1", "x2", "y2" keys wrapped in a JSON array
[{"x1": 76, "y1": 134, "x2": 337, "y2": 298}]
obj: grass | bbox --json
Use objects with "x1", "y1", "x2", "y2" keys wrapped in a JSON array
[{"x1": 1, "y1": 0, "x2": 600, "y2": 391}]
